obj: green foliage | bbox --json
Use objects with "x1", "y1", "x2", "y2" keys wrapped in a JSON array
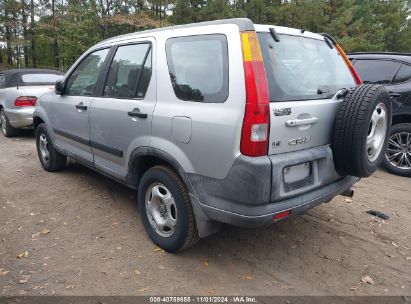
[{"x1": 0, "y1": 0, "x2": 410, "y2": 70}]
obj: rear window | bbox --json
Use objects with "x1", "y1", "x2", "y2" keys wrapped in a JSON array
[
  {"x1": 353, "y1": 59, "x2": 400, "y2": 84},
  {"x1": 21, "y1": 73, "x2": 62, "y2": 84},
  {"x1": 166, "y1": 35, "x2": 229, "y2": 103},
  {"x1": 258, "y1": 33, "x2": 356, "y2": 102}
]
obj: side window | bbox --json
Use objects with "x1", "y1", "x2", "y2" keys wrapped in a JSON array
[
  {"x1": 103, "y1": 43, "x2": 152, "y2": 99},
  {"x1": 66, "y1": 48, "x2": 109, "y2": 96},
  {"x1": 393, "y1": 64, "x2": 411, "y2": 84},
  {"x1": 0, "y1": 74, "x2": 5, "y2": 89},
  {"x1": 166, "y1": 35, "x2": 229, "y2": 103},
  {"x1": 353, "y1": 59, "x2": 400, "y2": 84}
]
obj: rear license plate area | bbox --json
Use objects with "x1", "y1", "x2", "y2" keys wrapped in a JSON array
[{"x1": 283, "y1": 162, "x2": 313, "y2": 192}]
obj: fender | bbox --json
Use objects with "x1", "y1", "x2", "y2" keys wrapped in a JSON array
[
  {"x1": 33, "y1": 107, "x2": 55, "y2": 142},
  {"x1": 127, "y1": 147, "x2": 221, "y2": 238}
]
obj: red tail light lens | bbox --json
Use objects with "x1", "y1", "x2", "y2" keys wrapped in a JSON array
[
  {"x1": 14, "y1": 96, "x2": 38, "y2": 107},
  {"x1": 273, "y1": 210, "x2": 290, "y2": 221},
  {"x1": 335, "y1": 43, "x2": 362, "y2": 85},
  {"x1": 240, "y1": 31, "x2": 270, "y2": 157}
]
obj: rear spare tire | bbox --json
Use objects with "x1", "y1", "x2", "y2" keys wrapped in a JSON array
[{"x1": 332, "y1": 84, "x2": 391, "y2": 178}]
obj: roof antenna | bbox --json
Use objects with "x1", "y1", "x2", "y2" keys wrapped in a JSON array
[{"x1": 301, "y1": 29, "x2": 306, "y2": 34}]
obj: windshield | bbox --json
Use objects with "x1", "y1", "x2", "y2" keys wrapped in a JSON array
[
  {"x1": 21, "y1": 73, "x2": 63, "y2": 85},
  {"x1": 258, "y1": 33, "x2": 355, "y2": 102}
]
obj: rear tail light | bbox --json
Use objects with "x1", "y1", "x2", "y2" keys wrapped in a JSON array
[
  {"x1": 14, "y1": 96, "x2": 38, "y2": 107},
  {"x1": 335, "y1": 43, "x2": 362, "y2": 85},
  {"x1": 240, "y1": 31, "x2": 270, "y2": 157}
]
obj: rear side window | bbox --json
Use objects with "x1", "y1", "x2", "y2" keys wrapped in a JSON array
[
  {"x1": 353, "y1": 59, "x2": 400, "y2": 84},
  {"x1": 166, "y1": 35, "x2": 229, "y2": 103},
  {"x1": 393, "y1": 64, "x2": 411, "y2": 84},
  {"x1": 104, "y1": 43, "x2": 152, "y2": 99},
  {"x1": 258, "y1": 33, "x2": 355, "y2": 102},
  {"x1": 21, "y1": 73, "x2": 62, "y2": 84}
]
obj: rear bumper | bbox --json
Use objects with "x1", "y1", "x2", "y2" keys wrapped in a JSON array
[
  {"x1": 187, "y1": 145, "x2": 360, "y2": 228},
  {"x1": 5, "y1": 108, "x2": 34, "y2": 128},
  {"x1": 197, "y1": 175, "x2": 358, "y2": 227}
]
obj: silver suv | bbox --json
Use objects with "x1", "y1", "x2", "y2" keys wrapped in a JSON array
[{"x1": 34, "y1": 19, "x2": 391, "y2": 252}]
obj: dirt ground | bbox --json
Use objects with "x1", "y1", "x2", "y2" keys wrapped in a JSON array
[{"x1": 0, "y1": 131, "x2": 410, "y2": 296}]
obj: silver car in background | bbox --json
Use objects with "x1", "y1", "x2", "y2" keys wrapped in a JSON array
[{"x1": 0, "y1": 69, "x2": 63, "y2": 137}]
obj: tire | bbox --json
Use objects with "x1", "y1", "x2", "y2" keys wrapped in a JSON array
[
  {"x1": 0, "y1": 108, "x2": 20, "y2": 137},
  {"x1": 381, "y1": 123, "x2": 411, "y2": 177},
  {"x1": 35, "y1": 123, "x2": 67, "y2": 172},
  {"x1": 332, "y1": 84, "x2": 392, "y2": 178},
  {"x1": 137, "y1": 165, "x2": 199, "y2": 253}
]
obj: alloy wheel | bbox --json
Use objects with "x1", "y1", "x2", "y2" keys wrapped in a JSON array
[
  {"x1": 385, "y1": 132, "x2": 411, "y2": 170},
  {"x1": 0, "y1": 110, "x2": 6, "y2": 135}
]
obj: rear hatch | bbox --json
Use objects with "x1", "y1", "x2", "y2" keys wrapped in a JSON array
[{"x1": 255, "y1": 26, "x2": 356, "y2": 155}]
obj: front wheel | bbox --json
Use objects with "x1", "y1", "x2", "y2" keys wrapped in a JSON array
[
  {"x1": 35, "y1": 123, "x2": 67, "y2": 172},
  {"x1": 382, "y1": 123, "x2": 411, "y2": 177},
  {"x1": 137, "y1": 166, "x2": 199, "y2": 252}
]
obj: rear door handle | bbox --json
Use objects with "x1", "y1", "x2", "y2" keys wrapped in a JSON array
[
  {"x1": 76, "y1": 103, "x2": 88, "y2": 110},
  {"x1": 128, "y1": 108, "x2": 147, "y2": 119},
  {"x1": 285, "y1": 117, "x2": 318, "y2": 127}
]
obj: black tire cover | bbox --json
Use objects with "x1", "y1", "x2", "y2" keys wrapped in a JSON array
[{"x1": 332, "y1": 84, "x2": 392, "y2": 178}]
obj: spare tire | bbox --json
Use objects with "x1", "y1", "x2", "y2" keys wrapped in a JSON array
[{"x1": 332, "y1": 84, "x2": 391, "y2": 178}]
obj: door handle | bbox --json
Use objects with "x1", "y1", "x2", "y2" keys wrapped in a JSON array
[
  {"x1": 76, "y1": 103, "x2": 88, "y2": 110},
  {"x1": 285, "y1": 117, "x2": 318, "y2": 127},
  {"x1": 128, "y1": 108, "x2": 147, "y2": 119},
  {"x1": 389, "y1": 92, "x2": 401, "y2": 98}
]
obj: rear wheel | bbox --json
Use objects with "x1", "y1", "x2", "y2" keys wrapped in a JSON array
[
  {"x1": 35, "y1": 123, "x2": 67, "y2": 171},
  {"x1": 382, "y1": 123, "x2": 411, "y2": 177},
  {"x1": 137, "y1": 165, "x2": 199, "y2": 252},
  {"x1": 0, "y1": 108, "x2": 20, "y2": 137},
  {"x1": 332, "y1": 84, "x2": 391, "y2": 177}
]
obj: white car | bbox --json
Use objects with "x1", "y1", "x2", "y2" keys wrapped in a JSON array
[{"x1": 0, "y1": 69, "x2": 63, "y2": 137}]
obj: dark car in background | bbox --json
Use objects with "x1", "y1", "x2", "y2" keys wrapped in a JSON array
[{"x1": 348, "y1": 52, "x2": 411, "y2": 177}]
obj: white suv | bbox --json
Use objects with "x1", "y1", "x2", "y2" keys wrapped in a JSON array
[{"x1": 33, "y1": 18, "x2": 391, "y2": 252}]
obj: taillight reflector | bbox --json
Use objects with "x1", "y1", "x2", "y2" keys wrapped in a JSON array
[
  {"x1": 273, "y1": 210, "x2": 290, "y2": 221},
  {"x1": 14, "y1": 96, "x2": 38, "y2": 107},
  {"x1": 240, "y1": 31, "x2": 270, "y2": 157},
  {"x1": 335, "y1": 43, "x2": 362, "y2": 86}
]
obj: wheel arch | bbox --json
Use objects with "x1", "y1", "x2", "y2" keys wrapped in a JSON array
[
  {"x1": 33, "y1": 116, "x2": 45, "y2": 132},
  {"x1": 127, "y1": 147, "x2": 221, "y2": 238}
]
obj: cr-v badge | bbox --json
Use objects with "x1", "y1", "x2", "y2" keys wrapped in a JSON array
[{"x1": 289, "y1": 136, "x2": 312, "y2": 146}]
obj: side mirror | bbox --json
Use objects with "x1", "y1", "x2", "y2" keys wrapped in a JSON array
[{"x1": 55, "y1": 80, "x2": 65, "y2": 95}]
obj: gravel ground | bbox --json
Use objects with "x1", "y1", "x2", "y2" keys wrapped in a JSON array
[{"x1": 0, "y1": 131, "x2": 410, "y2": 296}]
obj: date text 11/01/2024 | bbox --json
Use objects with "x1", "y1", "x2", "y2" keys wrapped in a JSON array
[{"x1": 149, "y1": 296, "x2": 257, "y2": 303}]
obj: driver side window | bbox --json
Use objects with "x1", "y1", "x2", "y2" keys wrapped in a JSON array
[{"x1": 66, "y1": 48, "x2": 109, "y2": 96}]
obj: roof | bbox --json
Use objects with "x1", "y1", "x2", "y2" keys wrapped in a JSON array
[
  {"x1": 347, "y1": 52, "x2": 411, "y2": 64},
  {"x1": 0, "y1": 69, "x2": 63, "y2": 87},
  {"x1": 97, "y1": 18, "x2": 255, "y2": 47}
]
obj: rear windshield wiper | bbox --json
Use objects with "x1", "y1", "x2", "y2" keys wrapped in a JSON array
[
  {"x1": 317, "y1": 86, "x2": 329, "y2": 95},
  {"x1": 324, "y1": 37, "x2": 334, "y2": 49},
  {"x1": 269, "y1": 27, "x2": 280, "y2": 42}
]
